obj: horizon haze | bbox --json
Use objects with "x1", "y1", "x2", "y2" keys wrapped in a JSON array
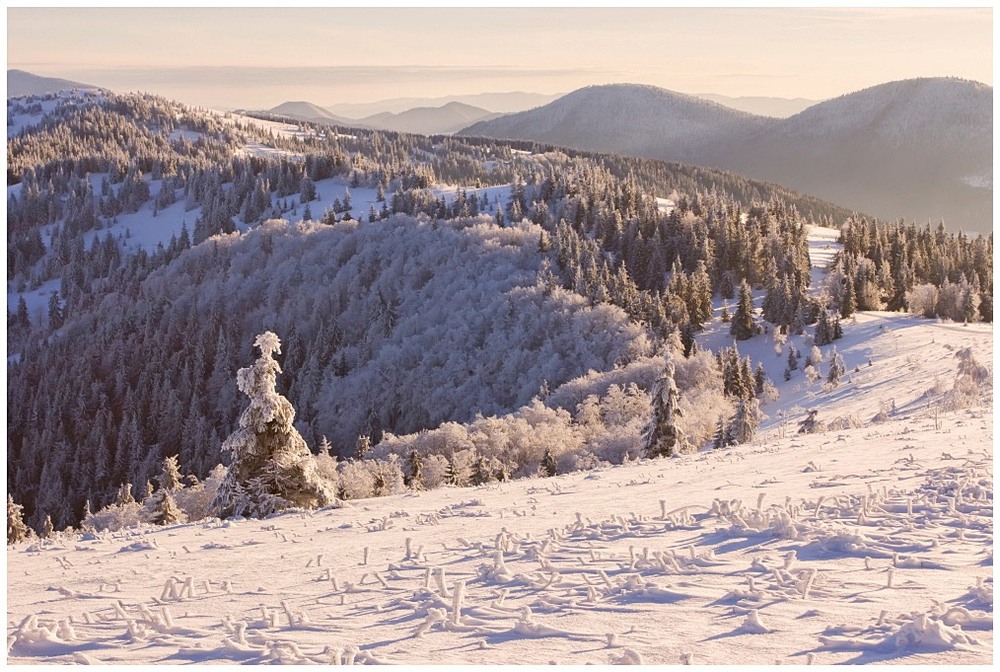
[{"x1": 6, "y1": 7, "x2": 992, "y2": 110}]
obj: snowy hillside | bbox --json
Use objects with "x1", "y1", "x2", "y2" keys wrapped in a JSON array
[
  {"x1": 6, "y1": 315, "x2": 992, "y2": 665},
  {"x1": 461, "y1": 78, "x2": 993, "y2": 233},
  {"x1": 461, "y1": 83, "x2": 772, "y2": 164}
]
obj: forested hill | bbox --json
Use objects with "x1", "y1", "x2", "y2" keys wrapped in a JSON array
[
  {"x1": 461, "y1": 79, "x2": 993, "y2": 234},
  {"x1": 7, "y1": 89, "x2": 991, "y2": 532}
]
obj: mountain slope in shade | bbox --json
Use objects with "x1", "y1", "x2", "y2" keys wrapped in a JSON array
[
  {"x1": 7, "y1": 69, "x2": 97, "y2": 97},
  {"x1": 462, "y1": 83, "x2": 775, "y2": 164},
  {"x1": 327, "y1": 91, "x2": 562, "y2": 118},
  {"x1": 720, "y1": 78, "x2": 992, "y2": 232},
  {"x1": 359, "y1": 101, "x2": 501, "y2": 135},
  {"x1": 266, "y1": 100, "x2": 353, "y2": 126},
  {"x1": 695, "y1": 93, "x2": 822, "y2": 118}
]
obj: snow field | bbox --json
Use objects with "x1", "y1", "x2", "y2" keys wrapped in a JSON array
[{"x1": 7, "y1": 377, "x2": 991, "y2": 664}]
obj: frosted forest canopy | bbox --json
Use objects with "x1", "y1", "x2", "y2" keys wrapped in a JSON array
[{"x1": 6, "y1": 90, "x2": 993, "y2": 532}]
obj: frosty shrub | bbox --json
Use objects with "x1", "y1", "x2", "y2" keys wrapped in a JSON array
[
  {"x1": 337, "y1": 460, "x2": 377, "y2": 500},
  {"x1": 173, "y1": 465, "x2": 227, "y2": 522},
  {"x1": 83, "y1": 501, "x2": 146, "y2": 532},
  {"x1": 212, "y1": 332, "x2": 337, "y2": 518},
  {"x1": 420, "y1": 454, "x2": 451, "y2": 490},
  {"x1": 941, "y1": 347, "x2": 992, "y2": 411},
  {"x1": 907, "y1": 284, "x2": 940, "y2": 319},
  {"x1": 825, "y1": 415, "x2": 863, "y2": 431}
]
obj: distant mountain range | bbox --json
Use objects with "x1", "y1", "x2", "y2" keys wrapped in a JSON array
[
  {"x1": 694, "y1": 93, "x2": 821, "y2": 118},
  {"x1": 8, "y1": 69, "x2": 97, "y2": 97},
  {"x1": 267, "y1": 101, "x2": 354, "y2": 126},
  {"x1": 356, "y1": 102, "x2": 502, "y2": 135},
  {"x1": 326, "y1": 92, "x2": 563, "y2": 118},
  {"x1": 461, "y1": 79, "x2": 992, "y2": 233},
  {"x1": 258, "y1": 100, "x2": 500, "y2": 136}
]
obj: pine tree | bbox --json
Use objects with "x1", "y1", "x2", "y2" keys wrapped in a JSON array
[
  {"x1": 159, "y1": 455, "x2": 183, "y2": 492},
  {"x1": 753, "y1": 363, "x2": 767, "y2": 397},
  {"x1": 727, "y1": 398, "x2": 762, "y2": 445},
  {"x1": 713, "y1": 415, "x2": 729, "y2": 449},
  {"x1": 41, "y1": 514, "x2": 54, "y2": 538},
  {"x1": 840, "y1": 277, "x2": 857, "y2": 318},
  {"x1": 406, "y1": 449, "x2": 423, "y2": 490},
  {"x1": 644, "y1": 359, "x2": 687, "y2": 458},
  {"x1": 8, "y1": 496, "x2": 31, "y2": 544},
  {"x1": 211, "y1": 332, "x2": 337, "y2": 519},
  {"x1": 730, "y1": 279, "x2": 756, "y2": 340},
  {"x1": 356, "y1": 435, "x2": 371, "y2": 461},
  {"x1": 153, "y1": 491, "x2": 186, "y2": 526},
  {"x1": 542, "y1": 447, "x2": 558, "y2": 477},
  {"x1": 827, "y1": 348, "x2": 846, "y2": 387},
  {"x1": 814, "y1": 310, "x2": 831, "y2": 346}
]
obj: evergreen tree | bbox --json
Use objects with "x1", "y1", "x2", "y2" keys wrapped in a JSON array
[
  {"x1": 153, "y1": 491, "x2": 186, "y2": 525},
  {"x1": 542, "y1": 447, "x2": 558, "y2": 477},
  {"x1": 814, "y1": 310, "x2": 832, "y2": 346},
  {"x1": 840, "y1": 277, "x2": 857, "y2": 318},
  {"x1": 42, "y1": 514, "x2": 55, "y2": 538},
  {"x1": 644, "y1": 359, "x2": 687, "y2": 458},
  {"x1": 356, "y1": 435, "x2": 371, "y2": 461},
  {"x1": 753, "y1": 363, "x2": 767, "y2": 397},
  {"x1": 8, "y1": 496, "x2": 31, "y2": 544},
  {"x1": 406, "y1": 449, "x2": 423, "y2": 490},
  {"x1": 827, "y1": 348, "x2": 846, "y2": 387},
  {"x1": 713, "y1": 415, "x2": 729, "y2": 449},
  {"x1": 159, "y1": 455, "x2": 183, "y2": 492},
  {"x1": 211, "y1": 332, "x2": 336, "y2": 519},
  {"x1": 730, "y1": 279, "x2": 756, "y2": 340},
  {"x1": 727, "y1": 398, "x2": 762, "y2": 445},
  {"x1": 832, "y1": 315, "x2": 844, "y2": 340}
]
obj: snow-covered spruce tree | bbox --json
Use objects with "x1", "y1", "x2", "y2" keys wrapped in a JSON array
[
  {"x1": 727, "y1": 398, "x2": 763, "y2": 445},
  {"x1": 826, "y1": 348, "x2": 846, "y2": 387},
  {"x1": 159, "y1": 455, "x2": 183, "y2": 492},
  {"x1": 8, "y1": 496, "x2": 31, "y2": 544},
  {"x1": 730, "y1": 280, "x2": 757, "y2": 341},
  {"x1": 644, "y1": 359, "x2": 687, "y2": 458},
  {"x1": 152, "y1": 492, "x2": 186, "y2": 526},
  {"x1": 542, "y1": 447, "x2": 558, "y2": 477},
  {"x1": 211, "y1": 332, "x2": 337, "y2": 519}
]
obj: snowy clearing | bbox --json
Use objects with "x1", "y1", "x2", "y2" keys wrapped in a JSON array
[{"x1": 6, "y1": 315, "x2": 992, "y2": 665}]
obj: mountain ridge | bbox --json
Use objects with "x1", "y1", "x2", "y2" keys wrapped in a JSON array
[{"x1": 460, "y1": 78, "x2": 992, "y2": 232}]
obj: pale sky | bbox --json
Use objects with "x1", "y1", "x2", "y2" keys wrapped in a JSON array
[{"x1": 6, "y1": 6, "x2": 993, "y2": 110}]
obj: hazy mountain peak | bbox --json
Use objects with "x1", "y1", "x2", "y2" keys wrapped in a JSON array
[{"x1": 8, "y1": 69, "x2": 97, "y2": 98}]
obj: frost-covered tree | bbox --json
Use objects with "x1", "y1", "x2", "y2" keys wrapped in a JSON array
[
  {"x1": 727, "y1": 398, "x2": 762, "y2": 445},
  {"x1": 405, "y1": 449, "x2": 423, "y2": 490},
  {"x1": 730, "y1": 280, "x2": 757, "y2": 340},
  {"x1": 644, "y1": 359, "x2": 686, "y2": 458},
  {"x1": 159, "y1": 455, "x2": 183, "y2": 492},
  {"x1": 541, "y1": 447, "x2": 558, "y2": 477},
  {"x1": 826, "y1": 348, "x2": 846, "y2": 387},
  {"x1": 152, "y1": 492, "x2": 186, "y2": 526},
  {"x1": 8, "y1": 496, "x2": 31, "y2": 544},
  {"x1": 212, "y1": 332, "x2": 337, "y2": 518}
]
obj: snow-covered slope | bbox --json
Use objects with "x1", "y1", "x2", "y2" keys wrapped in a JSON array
[
  {"x1": 462, "y1": 78, "x2": 992, "y2": 233},
  {"x1": 6, "y1": 311, "x2": 992, "y2": 664},
  {"x1": 722, "y1": 78, "x2": 992, "y2": 233},
  {"x1": 461, "y1": 83, "x2": 773, "y2": 164}
]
